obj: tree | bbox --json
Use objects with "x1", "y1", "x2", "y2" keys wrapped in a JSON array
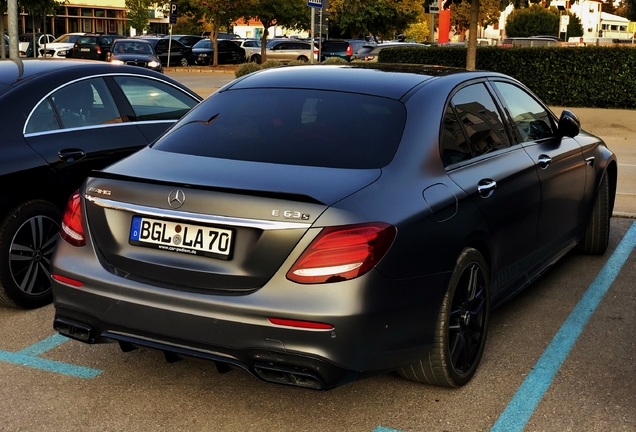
[
  {"x1": 623, "y1": 0, "x2": 636, "y2": 19},
  {"x1": 450, "y1": 0, "x2": 501, "y2": 40},
  {"x1": 244, "y1": 0, "x2": 309, "y2": 64},
  {"x1": 199, "y1": 0, "x2": 254, "y2": 65},
  {"x1": 601, "y1": 0, "x2": 616, "y2": 15},
  {"x1": 403, "y1": 21, "x2": 430, "y2": 43},
  {"x1": 442, "y1": 0, "x2": 482, "y2": 70},
  {"x1": 505, "y1": 4, "x2": 558, "y2": 36},
  {"x1": 21, "y1": 0, "x2": 65, "y2": 57},
  {"x1": 0, "y1": 0, "x2": 7, "y2": 59},
  {"x1": 126, "y1": 0, "x2": 154, "y2": 34},
  {"x1": 172, "y1": 0, "x2": 209, "y2": 35},
  {"x1": 614, "y1": 0, "x2": 629, "y2": 17},
  {"x1": 505, "y1": 5, "x2": 582, "y2": 38},
  {"x1": 328, "y1": 0, "x2": 422, "y2": 41},
  {"x1": 563, "y1": 11, "x2": 584, "y2": 38}
]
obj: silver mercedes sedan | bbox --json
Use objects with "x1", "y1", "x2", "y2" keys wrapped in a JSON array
[{"x1": 51, "y1": 64, "x2": 617, "y2": 390}]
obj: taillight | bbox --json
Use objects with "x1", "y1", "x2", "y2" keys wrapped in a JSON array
[
  {"x1": 97, "y1": 46, "x2": 101, "y2": 54},
  {"x1": 52, "y1": 274, "x2": 83, "y2": 287},
  {"x1": 60, "y1": 191, "x2": 86, "y2": 247},
  {"x1": 346, "y1": 44, "x2": 353, "y2": 56},
  {"x1": 287, "y1": 222, "x2": 396, "y2": 284}
]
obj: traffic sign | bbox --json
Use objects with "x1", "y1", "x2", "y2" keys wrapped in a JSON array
[
  {"x1": 427, "y1": 0, "x2": 440, "y2": 14},
  {"x1": 307, "y1": 0, "x2": 322, "y2": 8},
  {"x1": 169, "y1": 2, "x2": 178, "y2": 25}
]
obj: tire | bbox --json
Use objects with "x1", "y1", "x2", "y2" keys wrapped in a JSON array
[
  {"x1": 398, "y1": 247, "x2": 490, "y2": 387},
  {"x1": 297, "y1": 55, "x2": 309, "y2": 62},
  {"x1": 180, "y1": 57, "x2": 189, "y2": 67},
  {"x1": 0, "y1": 200, "x2": 61, "y2": 309},
  {"x1": 251, "y1": 54, "x2": 261, "y2": 64},
  {"x1": 576, "y1": 174, "x2": 610, "y2": 255}
]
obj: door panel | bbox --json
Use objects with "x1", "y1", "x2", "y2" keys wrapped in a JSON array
[
  {"x1": 491, "y1": 81, "x2": 587, "y2": 262},
  {"x1": 442, "y1": 82, "x2": 541, "y2": 293},
  {"x1": 447, "y1": 149, "x2": 541, "y2": 293},
  {"x1": 24, "y1": 77, "x2": 149, "y2": 188}
]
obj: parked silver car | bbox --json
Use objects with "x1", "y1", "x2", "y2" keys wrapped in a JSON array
[
  {"x1": 264, "y1": 39, "x2": 317, "y2": 63},
  {"x1": 234, "y1": 38, "x2": 262, "y2": 62}
]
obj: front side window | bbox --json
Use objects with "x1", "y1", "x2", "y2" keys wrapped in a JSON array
[
  {"x1": 113, "y1": 76, "x2": 198, "y2": 121},
  {"x1": 492, "y1": 81, "x2": 556, "y2": 142}
]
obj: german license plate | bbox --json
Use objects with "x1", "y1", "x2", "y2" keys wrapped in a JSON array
[
  {"x1": 80, "y1": 48, "x2": 90, "y2": 52},
  {"x1": 129, "y1": 216, "x2": 233, "y2": 260}
]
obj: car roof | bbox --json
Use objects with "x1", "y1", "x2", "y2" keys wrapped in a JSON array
[
  {"x1": 227, "y1": 63, "x2": 476, "y2": 99},
  {"x1": 0, "y1": 58, "x2": 160, "y2": 88}
]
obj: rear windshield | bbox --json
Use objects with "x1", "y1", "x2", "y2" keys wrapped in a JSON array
[
  {"x1": 321, "y1": 41, "x2": 348, "y2": 51},
  {"x1": 76, "y1": 36, "x2": 98, "y2": 45},
  {"x1": 152, "y1": 88, "x2": 406, "y2": 169}
]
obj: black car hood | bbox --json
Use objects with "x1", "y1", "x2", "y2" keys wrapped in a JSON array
[{"x1": 100, "y1": 146, "x2": 381, "y2": 206}]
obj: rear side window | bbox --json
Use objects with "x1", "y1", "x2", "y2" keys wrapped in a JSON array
[
  {"x1": 26, "y1": 77, "x2": 121, "y2": 133},
  {"x1": 152, "y1": 89, "x2": 407, "y2": 169},
  {"x1": 440, "y1": 83, "x2": 510, "y2": 166},
  {"x1": 114, "y1": 76, "x2": 198, "y2": 121}
]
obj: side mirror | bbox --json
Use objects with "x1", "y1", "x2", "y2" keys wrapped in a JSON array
[{"x1": 558, "y1": 109, "x2": 581, "y2": 138}]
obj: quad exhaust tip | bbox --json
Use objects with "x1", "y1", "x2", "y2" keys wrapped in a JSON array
[
  {"x1": 254, "y1": 363, "x2": 325, "y2": 390},
  {"x1": 53, "y1": 317, "x2": 95, "y2": 342}
]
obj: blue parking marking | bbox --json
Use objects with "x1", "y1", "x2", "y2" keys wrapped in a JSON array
[
  {"x1": 491, "y1": 221, "x2": 636, "y2": 432},
  {"x1": 17, "y1": 333, "x2": 68, "y2": 356},
  {"x1": 0, "y1": 334, "x2": 102, "y2": 379},
  {"x1": 374, "y1": 427, "x2": 403, "y2": 432}
]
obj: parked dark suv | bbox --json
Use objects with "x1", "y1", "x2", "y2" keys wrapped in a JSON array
[
  {"x1": 320, "y1": 39, "x2": 368, "y2": 62},
  {"x1": 71, "y1": 33, "x2": 125, "y2": 61}
]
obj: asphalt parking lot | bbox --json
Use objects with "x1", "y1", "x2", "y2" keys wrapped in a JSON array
[
  {"x1": 1, "y1": 217, "x2": 634, "y2": 431},
  {"x1": 1, "y1": 70, "x2": 635, "y2": 431}
]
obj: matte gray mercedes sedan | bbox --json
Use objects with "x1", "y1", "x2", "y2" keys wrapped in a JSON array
[{"x1": 51, "y1": 64, "x2": 617, "y2": 390}]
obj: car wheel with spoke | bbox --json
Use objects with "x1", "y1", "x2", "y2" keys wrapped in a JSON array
[
  {"x1": 0, "y1": 200, "x2": 61, "y2": 308},
  {"x1": 180, "y1": 57, "x2": 189, "y2": 67},
  {"x1": 398, "y1": 247, "x2": 490, "y2": 387},
  {"x1": 251, "y1": 54, "x2": 261, "y2": 64},
  {"x1": 297, "y1": 55, "x2": 309, "y2": 62}
]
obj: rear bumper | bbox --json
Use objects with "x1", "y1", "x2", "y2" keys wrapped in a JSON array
[{"x1": 52, "y1": 238, "x2": 450, "y2": 389}]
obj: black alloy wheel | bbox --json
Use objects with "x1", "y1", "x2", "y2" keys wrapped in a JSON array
[
  {"x1": 398, "y1": 247, "x2": 490, "y2": 387},
  {"x1": 446, "y1": 254, "x2": 489, "y2": 378},
  {"x1": 0, "y1": 201, "x2": 61, "y2": 308},
  {"x1": 180, "y1": 57, "x2": 189, "y2": 67}
]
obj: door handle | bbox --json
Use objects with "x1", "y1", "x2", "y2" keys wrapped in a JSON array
[
  {"x1": 477, "y1": 179, "x2": 497, "y2": 198},
  {"x1": 586, "y1": 156, "x2": 595, "y2": 167},
  {"x1": 58, "y1": 149, "x2": 86, "y2": 162},
  {"x1": 538, "y1": 154, "x2": 551, "y2": 169}
]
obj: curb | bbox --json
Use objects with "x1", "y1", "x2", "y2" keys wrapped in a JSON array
[
  {"x1": 163, "y1": 66, "x2": 238, "y2": 74},
  {"x1": 613, "y1": 211, "x2": 636, "y2": 219}
]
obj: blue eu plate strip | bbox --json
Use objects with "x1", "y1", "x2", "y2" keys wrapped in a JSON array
[{"x1": 491, "y1": 221, "x2": 636, "y2": 432}]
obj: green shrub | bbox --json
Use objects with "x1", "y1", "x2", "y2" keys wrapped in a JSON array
[
  {"x1": 322, "y1": 57, "x2": 348, "y2": 64},
  {"x1": 261, "y1": 59, "x2": 283, "y2": 69},
  {"x1": 287, "y1": 59, "x2": 310, "y2": 66},
  {"x1": 378, "y1": 45, "x2": 636, "y2": 108},
  {"x1": 234, "y1": 62, "x2": 262, "y2": 78}
]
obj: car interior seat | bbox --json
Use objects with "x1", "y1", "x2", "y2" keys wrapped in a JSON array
[{"x1": 54, "y1": 81, "x2": 94, "y2": 128}]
